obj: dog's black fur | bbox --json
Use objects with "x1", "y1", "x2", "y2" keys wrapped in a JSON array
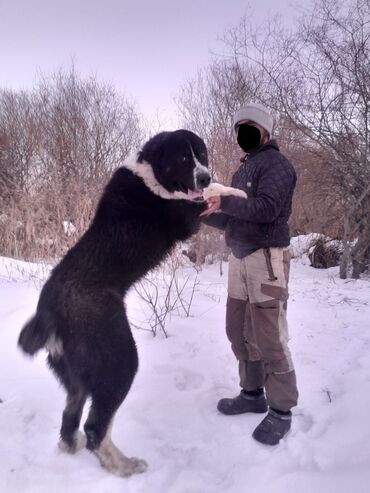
[{"x1": 18, "y1": 129, "x2": 210, "y2": 475}]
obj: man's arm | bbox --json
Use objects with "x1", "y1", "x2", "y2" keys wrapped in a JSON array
[
  {"x1": 201, "y1": 211, "x2": 229, "y2": 230},
  {"x1": 220, "y1": 161, "x2": 295, "y2": 223}
]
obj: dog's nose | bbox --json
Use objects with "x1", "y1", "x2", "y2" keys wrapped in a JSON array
[{"x1": 196, "y1": 172, "x2": 211, "y2": 189}]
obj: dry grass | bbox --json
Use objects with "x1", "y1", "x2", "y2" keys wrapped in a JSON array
[{"x1": 0, "y1": 181, "x2": 101, "y2": 262}]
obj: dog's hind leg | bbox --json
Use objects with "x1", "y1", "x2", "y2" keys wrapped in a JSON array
[
  {"x1": 58, "y1": 388, "x2": 87, "y2": 454},
  {"x1": 47, "y1": 354, "x2": 88, "y2": 454},
  {"x1": 84, "y1": 391, "x2": 147, "y2": 477}
]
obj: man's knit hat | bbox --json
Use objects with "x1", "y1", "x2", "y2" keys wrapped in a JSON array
[{"x1": 233, "y1": 103, "x2": 274, "y2": 135}]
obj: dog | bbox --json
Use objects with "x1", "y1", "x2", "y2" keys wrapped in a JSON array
[{"x1": 18, "y1": 129, "x2": 211, "y2": 478}]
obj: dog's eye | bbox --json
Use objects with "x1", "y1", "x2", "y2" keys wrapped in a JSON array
[{"x1": 182, "y1": 156, "x2": 187, "y2": 162}]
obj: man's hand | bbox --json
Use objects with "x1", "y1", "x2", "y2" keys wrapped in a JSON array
[{"x1": 200, "y1": 196, "x2": 221, "y2": 216}]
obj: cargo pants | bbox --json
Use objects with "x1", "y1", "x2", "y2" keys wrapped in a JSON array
[{"x1": 226, "y1": 248, "x2": 298, "y2": 412}]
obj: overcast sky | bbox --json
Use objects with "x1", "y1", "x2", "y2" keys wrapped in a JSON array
[{"x1": 0, "y1": 0, "x2": 303, "y2": 128}]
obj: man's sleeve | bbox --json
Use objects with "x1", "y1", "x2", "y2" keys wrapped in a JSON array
[
  {"x1": 219, "y1": 161, "x2": 295, "y2": 223},
  {"x1": 201, "y1": 212, "x2": 229, "y2": 230}
]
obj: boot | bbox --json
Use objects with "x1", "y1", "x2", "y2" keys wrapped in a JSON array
[
  {"x1": 217, "y1": 390, "x2": 267, "y2": 415},
  {"x1": 252, "y1": 408, "x2": 291, "y2": 445}
]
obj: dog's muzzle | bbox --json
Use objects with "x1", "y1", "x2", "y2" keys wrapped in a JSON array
[{"x1": 195, "y1": 170, "x2": 211, "y2": 190}]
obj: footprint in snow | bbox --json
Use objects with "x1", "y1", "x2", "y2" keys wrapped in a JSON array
[
  {"x1": 174, "y1": 368, "x2": 204, "y2": 391},
  {"x1": 153, "y1": 365, "x2": 205, "y2": 391},
  {"x1": 293, "y1": 409, "x2": 314, "y2": 433}
]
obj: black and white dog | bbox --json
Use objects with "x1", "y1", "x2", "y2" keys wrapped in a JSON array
[{"x1": 18, "y1": 129, "x2": 211, "y2": 477}]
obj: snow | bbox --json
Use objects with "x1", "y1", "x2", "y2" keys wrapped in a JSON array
[
  {"x1": 1, "y1": 252, "x2": 370, "y2": 493},
  {"x1": 62, "y1": 221, "x2": 76, "y2": 237}
]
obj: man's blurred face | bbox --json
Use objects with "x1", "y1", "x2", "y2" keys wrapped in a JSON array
[{"x1": 235, "y1": 120, "x2": 269, "y2": 152}]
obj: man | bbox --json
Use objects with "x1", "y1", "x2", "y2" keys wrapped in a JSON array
[{"x1": 202, "y1": 102, "x2": 298, "y2": 445}]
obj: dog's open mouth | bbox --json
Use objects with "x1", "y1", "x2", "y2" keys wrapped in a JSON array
[
  {"x1": 187, "y1": 190, "x2": 203, "y2": 201},
  {"x1": 175, "y1": 181, "x2": 204, "y2": 201}
]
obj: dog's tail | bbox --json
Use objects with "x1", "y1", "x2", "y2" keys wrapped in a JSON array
[{"x1": 18, "y1": 310, "x2": 55, "y2": 356}]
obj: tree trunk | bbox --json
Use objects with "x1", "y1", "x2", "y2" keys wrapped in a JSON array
[
  {"x1": 340, "y1": 239, "x2": 350, "y2": 279},
  {"x1": 351, "y1": 233, "x2": 370, "y2": 279}
]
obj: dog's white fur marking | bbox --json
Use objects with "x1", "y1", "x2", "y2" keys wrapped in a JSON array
[
  {"x1": 123, "y1": 153, "x2": 193, "y2": 201},
  {"x1": 45, "y1": 333, "x2": 63, "y2": 358},
  {"x1": 58, "y1": 430, "x2": 86, "y2": 454},
  {"x1": 94, "y1": 416, "x2": 148, "y2": 477},
  {"x1": 191, "y1": 145, "x2": 209, "y2": 185},
  {"x1": 202, "y1": 182, "x2": 248, "y2": 200}
]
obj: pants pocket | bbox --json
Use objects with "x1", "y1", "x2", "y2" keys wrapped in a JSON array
[{"x1": 260, "y1": 283, "x2": 288, "y2": 302}]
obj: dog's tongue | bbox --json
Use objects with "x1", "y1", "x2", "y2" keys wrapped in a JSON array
[{"x1": 187, "y1": 190, "x2": 202, "y2": 200}]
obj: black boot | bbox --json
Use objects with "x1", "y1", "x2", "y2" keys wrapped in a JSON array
[
  {"x1": 252, "y1": 408, "x2": 292, "y2": 445},
  {"x1": 217, "y1": 390, "x2": 267, "y2": 415}
]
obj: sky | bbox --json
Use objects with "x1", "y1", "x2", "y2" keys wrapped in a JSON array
[{"x1": 0, "y1": 0, "x2": 302, "y2": 128}]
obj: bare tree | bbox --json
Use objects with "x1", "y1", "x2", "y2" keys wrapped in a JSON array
[
  {"x1": 177, "y1": 60, "x2": 264, "y2": 182},
  {"x1": 176, "y1": 61, "x2": 266, "y2": 264},
  {"x1": 222, "y1": 0, "x2": 370, "y2": 277},
  {"x1": 133, "y1": 252, "x2": 201, "y2": 337},
  {"x1": 0, "y1": 90, "x2": 39, "y2": 191},
  {"x1": 0, "y1": 66, "x2": 145, "y2": 260},
  {"x1": 34, "y1": 66, "x2": 144, "y2": 216}
]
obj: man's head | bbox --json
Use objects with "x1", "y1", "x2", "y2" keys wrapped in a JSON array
[{"x1": 233, "y1": 103, "x2": 273, "y2": 152}]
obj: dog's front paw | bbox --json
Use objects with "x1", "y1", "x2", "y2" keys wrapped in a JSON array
[
  {"x1": 203, "y1": 183, "x2": 247, "y2": 200},
  {"x1": 202, "y1": 183, "x2": 226, "y2": 200}
]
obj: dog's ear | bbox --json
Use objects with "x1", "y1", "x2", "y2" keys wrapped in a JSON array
[{"x1": 138, "y1": 132, "x2": 170, "y2": 165}]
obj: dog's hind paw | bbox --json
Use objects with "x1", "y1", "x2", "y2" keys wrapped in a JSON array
[
  {"x1": 108, "y1": 456, "x2": 148, "y2": 477},
  {"x1": 96, "y1": 444, "x2": 148, "y2": 477},
  {"x1": 58, "y1": 430, "x2": 87, "y2": 454},
  {"x1": 128, "y1": 456, "x2": 148, "y2": 474}
]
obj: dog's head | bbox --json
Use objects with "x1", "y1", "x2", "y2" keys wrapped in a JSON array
[{"x1": 137, "y1": 129, "x2": 210, "y2": 200}]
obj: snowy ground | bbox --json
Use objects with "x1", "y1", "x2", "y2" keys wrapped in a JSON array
[{"x1": 1, "y1": 249, "x2": 370, "y2": 493}]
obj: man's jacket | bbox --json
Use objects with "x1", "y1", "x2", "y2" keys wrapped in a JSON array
[{"x1": 203, "y1": 140, "x2": 297, "y2": 258}]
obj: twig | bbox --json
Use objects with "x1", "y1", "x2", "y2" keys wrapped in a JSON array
[{"x1": 323, "y1": 388, "x2": 332, "y2": 403}]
